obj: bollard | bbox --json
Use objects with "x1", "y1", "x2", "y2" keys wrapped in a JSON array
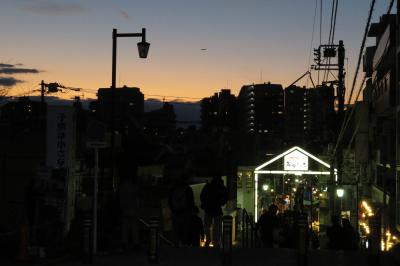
[
  {"x1": 297, "y1": 213, "x2": 308, "y2": 266},
  {"x1": 368, "y1": 214, "x2": 381, "y2": 266},
  {"x1": 82, "y1": 217, "x2": 93, "y2": 264},
  {"x1": 16, "y1": 224, "x2": 30, "y2": 261},
  {"x1": 148, "y1": 217, "x2": 160, "y2": 264},
  {"x1": 241, "y1": 211, "x2": 246, "y2": 248},
  {"x1": 222, "y1": 215, "x2": 233, "y2": 266}
]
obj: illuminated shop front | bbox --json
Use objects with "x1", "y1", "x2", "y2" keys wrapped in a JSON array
[{"x1": 237, "y1": 146, "x2": 336, "y2": 228}]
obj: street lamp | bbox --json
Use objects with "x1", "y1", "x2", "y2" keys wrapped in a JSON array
[
  {"x1": 336, "y1": 188, "x2": 344, "y2": 198},
  {"x1": 102, "y1": 27, "x2": 149, "y2": 255},
  {"x1": 112, "y1": 27, "x2": 150, "y2": 89}
]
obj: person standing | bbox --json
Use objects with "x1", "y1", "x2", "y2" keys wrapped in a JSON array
[
  {"x1": 185, "y1": 206, "x2": 204, "y2": 246},
  {"x1": 256, "y1": 204, "x2": 280, "y2": 248},
  {"x1": 342, "y1": 218, "x2": 358, "y2": 250},
  {"x1": 200, "y1": 175, "x2": 228, "y2": 248},
  {"x1": 169, "y1": 174, "x2": 195, "y2": 247},
  {"x1": 326, "y1": 215, "x2": 344, "y2": 250}
]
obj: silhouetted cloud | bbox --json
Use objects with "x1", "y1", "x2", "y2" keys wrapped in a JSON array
[
  {"x1": 20, "y1": 1, "x2": 87, "y2": 15},
  {"x1": 0, "y1": 77, "x2": 24, "y2": 87},
  {"x1": 119, "y1": 10, "x2": 131, "y2": 20},
  {"x1": 0, "y1": 63, "x2": 16, "y2": 68},
  {"x1": 0, "y1": 68, "x2": 41, "y2": 74}
]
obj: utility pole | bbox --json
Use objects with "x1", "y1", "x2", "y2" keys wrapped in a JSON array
[
  {"x1": 41, "y1": 80, "x2": 45, "y2": 103},
  {"x1": 312, "y1": 40, "x2": 346, "y2": 216},
  {"x1": 337, "y1": 40, "x2": 345, "y2": 186}
]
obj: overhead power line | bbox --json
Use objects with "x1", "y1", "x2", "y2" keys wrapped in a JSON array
[
  {"x1": 346, "y1": 0, "x2": 376, "y2": 108},
  {"x1": 387, "y1": 0, "x2": 395, "y2": 15},
  {"x1": 332, "y1": 0, "x2": 376, "y2": 159},
  {"x1": 323, "y1": 0, "x2": 339, "y2": 83}
]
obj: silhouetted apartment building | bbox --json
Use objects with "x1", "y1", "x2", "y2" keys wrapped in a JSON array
[
  {"x1": 0, "y1": 98, "x2": 87, "y2": 240},
  {"x1": 143, "y1": 102, "x2": 176, "y2": 137},
  {"x1": 89, "y1": 86, "x2": 144, "y2": 130},
  {"x1": 238, "y1": 82, "x2": 284, "y2": 152},
  {"x1": 354, "y1": 13, "x2": 398, "y2": 233},
  {"x1": 305, "y1": 84, "x2": 336, "y2": 153},
  {"x1": 201, "y1": 89, "x2": 237, "y2": 132},
  {"x1": 284, "y1": 85, "x2": 307, "y2": 146}
]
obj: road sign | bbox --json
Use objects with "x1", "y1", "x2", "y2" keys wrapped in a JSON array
[{"x1": 86, "y1": 141, "x2": 108, "y2": 148}]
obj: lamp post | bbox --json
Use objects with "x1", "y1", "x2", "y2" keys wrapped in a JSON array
[
  {"x1": 109, "y1": 27, "x2": 150, "y2": 186},
  {"x1": 336, "y1": 188, "x2": 344, "y2": 216},
  {"x1": 105, "y1": 28, "x2": 149, "y2": 254}
]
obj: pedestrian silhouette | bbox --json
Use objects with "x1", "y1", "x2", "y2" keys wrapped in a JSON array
[
  {"x1": 185, "y1": 206, "x2": 205, "y2": 246},
  {"x1": 256, "y1": 204, "x2": 280, "y2": 248},
  {"x1": 169, "y1": 174, "x2": 195, "y2": 247},
  {"x1": 280, "y1": 211, "x2": 296, "y2": 248},
  {"x1": 342, "y1": 218, "x2": 358, "y2": 250},
  {"x1": 200, "y1": 174, "x2": 228, "y2": 248},
  {"x1": 326, "y1": 215, "x2": 344, "y2": 250}
]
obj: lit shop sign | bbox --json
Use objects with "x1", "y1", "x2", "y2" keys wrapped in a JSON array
[{"x1": 284, "y1": 150, "x2": 308, "y2": 171}]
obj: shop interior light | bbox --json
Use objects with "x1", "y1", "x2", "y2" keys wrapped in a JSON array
[{"x1": 262, "y1": 184, "x2": 269, "y2": 191}]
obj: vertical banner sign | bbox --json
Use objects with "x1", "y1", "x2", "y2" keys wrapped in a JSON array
[
  {"x1": 46, "y1": 106, "x2": 74, "y2": 169},
  {"x1": 46, "y1": 105, "x2": 75, "y2": 234}
]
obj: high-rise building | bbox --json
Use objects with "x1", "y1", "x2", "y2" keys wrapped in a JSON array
[
  {"x1": 238, "y1": 82, "x2": 284, "y2": 152},
  {"x1": 284, "y1": 85, "x2": 307, "y2": 146}
]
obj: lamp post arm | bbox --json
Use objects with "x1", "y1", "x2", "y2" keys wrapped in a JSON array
[
  {"x1": 116, "y1": 33, "x2": 143, "y2": 38},
  {"x1": 115, "y1": 28, "x2": 146, "y2": 42}
]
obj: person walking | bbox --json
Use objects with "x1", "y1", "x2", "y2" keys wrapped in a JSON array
[
  {"x1": 200, "y1": 175, "x2": 228, "y2": 248},
  {"x1": 169, "y1": 174, "x2": 195, "y2": 247}
]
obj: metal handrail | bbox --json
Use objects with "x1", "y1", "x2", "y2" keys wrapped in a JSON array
[
  {"x1": 137, "y1": 217, "x2": 174, "y2": 247},
  {"x1": 241, "y1": 208, "x2": 258, "y2": 248}
]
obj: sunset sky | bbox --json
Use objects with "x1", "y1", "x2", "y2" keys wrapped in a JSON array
[{"x1": 0, "y1": 0, "x2": 392, "y2": 102}]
